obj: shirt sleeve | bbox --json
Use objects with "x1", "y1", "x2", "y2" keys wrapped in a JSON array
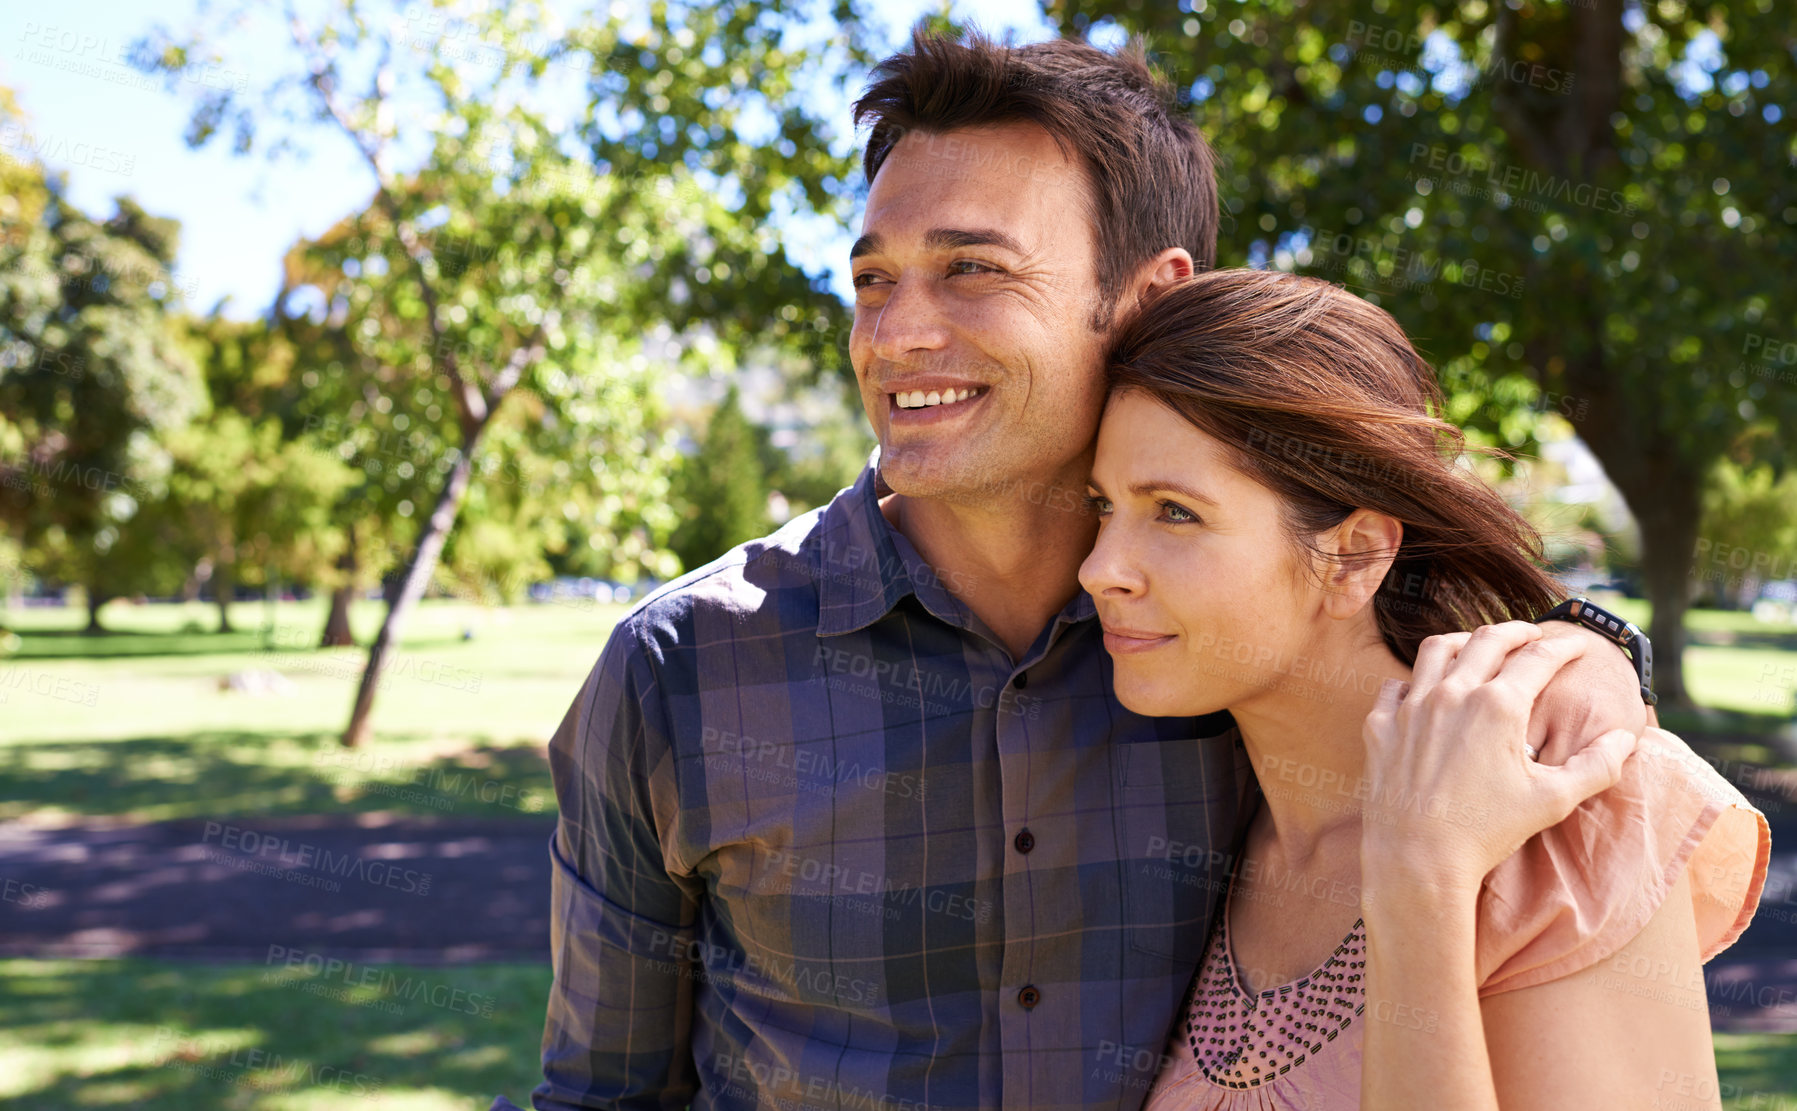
[
  {"x1": 520, "y1": 615, "x2": 704, "y2": 1109},
  {"x1": 1474, "y1": 725, "x2": 1771, "y2": 997}
]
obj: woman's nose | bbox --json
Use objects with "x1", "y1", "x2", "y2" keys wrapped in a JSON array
[{"x1": 1078, "y1": 524, "x2": 1142, "y2": 598}]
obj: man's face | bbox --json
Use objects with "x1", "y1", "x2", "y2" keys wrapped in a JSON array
[{"x1": 848, "y1": 123, "x2": 1112, "y2": 502}]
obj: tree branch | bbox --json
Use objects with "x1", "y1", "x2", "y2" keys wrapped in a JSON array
[
  {"x1": 284, "y1": 5, "x2": 489, "y2": 434},
  {"x1": 484, "y1": 324, "x2": 548, "y2": 415}
]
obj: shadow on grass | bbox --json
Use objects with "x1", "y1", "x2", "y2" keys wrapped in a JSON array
[
  {"x1": 7, "y1": 628, "x2": 490, "y2": 661},
  {"x1": 0, "y1": 731, "x2": 554, "y2": 822},
  {"x1": 7, "y1": 629, "x2": 279, "y2": 660},
  {"x1": 0, "y1": 957, "x2": 548, "y2": 1110}
]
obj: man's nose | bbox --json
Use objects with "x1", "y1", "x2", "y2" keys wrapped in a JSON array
[{"x1": 867, "y1": 278, "x2": 950, "y2": 363}]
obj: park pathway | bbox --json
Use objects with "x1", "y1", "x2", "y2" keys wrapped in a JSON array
[
  {"x1": 1, "y1": 807, "x2": 1793, "y2": 1031},
  {"x1": 0, "y1": 815, "x2": 553, "y2": 963}
]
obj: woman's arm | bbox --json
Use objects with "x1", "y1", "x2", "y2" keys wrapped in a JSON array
[
  {"x1": 1481, "y1": 869, "x2": 1718, "y2": 1110},
  {"x1": 1360, "y1": 867, "x2": 1716, "y2": 1111},
  {"x1": 1359, "y1": 865, "x2": 1496, "y2": 1110}
]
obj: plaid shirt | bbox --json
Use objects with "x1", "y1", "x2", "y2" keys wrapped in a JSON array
[{"x1": 496, "y1": 447, "x2": 1252, "y2": 1111}]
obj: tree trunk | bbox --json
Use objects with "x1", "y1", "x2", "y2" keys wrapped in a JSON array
[
  {"x1": 1555, "y1": 332, "x2": 1700, "y2": 711},
  {"x1": 214, "y1": 558, "x2": 235, "y2": 633},
  {"x1": 1610, "y1": 463, "x2": 1703, "y2": 704},
  {"x1": 322, "y1": 585, "x2": 356, "y2": 647},
  {"x1": 1629, "y1": 479, "x2": 1701, "y2": 709},
  {"x1": 83, "y1": 588, "x2": 109, "y2": 634},
  {"x1": 341, "y1": 436, "x2": 479, "y2": 747},
  {"x1": 320, "y1": 530, "x2": 359, "y2": 648}
]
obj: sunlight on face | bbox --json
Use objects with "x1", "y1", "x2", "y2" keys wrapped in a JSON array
[
  {"x1": 1077, "y1": 390, "x2": 1320, "y2": 718},
  {"x1": 846, "y1": 122, "x2": 1110, "y2": 500}
]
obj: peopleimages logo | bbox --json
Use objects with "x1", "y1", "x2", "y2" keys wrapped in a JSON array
[
  {"x1": 1407, "y1": 144, "x2": 1636, "y2": 216},
  {"x1": 199, "y1": 822, "x2": 433, "y2": 895}
]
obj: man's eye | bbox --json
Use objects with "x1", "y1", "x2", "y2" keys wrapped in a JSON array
[
  {"x1": 852, "y1": 272, "x2": 886, "y2": 289},
  {"x1": 948, "y1": 260, "x2": 997, "y2": 276}
]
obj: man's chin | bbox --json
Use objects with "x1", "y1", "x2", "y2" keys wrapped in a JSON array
[{"x1": 877, "y1": 443, "x2": 985, "y2": 499}]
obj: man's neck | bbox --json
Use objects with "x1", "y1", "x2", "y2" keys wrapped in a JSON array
[{"x1": 880, "y1": 486, "x2": 1098, "y2": 664}]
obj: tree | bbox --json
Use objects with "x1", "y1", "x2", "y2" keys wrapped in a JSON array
[
  {"x1": 1048, "y1": 0, "x2": 1795, "y2": 706},
  {"x1": 137, "y1": 0, "x2": 865, "y2": 743},
  {"x1": 671, "y1": 384, "x2": 774, "y2": 571},
  {"x1": 1695, "y1": 457, "x2": 1797, "y2": 609},
  {"x1": 0, "y1": 88, "x2": 204, "y2": 630}
]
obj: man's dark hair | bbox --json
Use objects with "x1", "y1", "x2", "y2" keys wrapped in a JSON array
[{"x1": 853, "y1": 28, "x2": 1218, "y2": 331}]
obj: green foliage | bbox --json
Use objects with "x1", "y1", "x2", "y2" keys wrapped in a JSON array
[
  {"x1": 0, "y1": 90, "x2": 204, "y2": 618},
  {"x1": 671, "y1": 384, "x2": 774, "y2": 571},
  {"x1": 1045, "y1": 0, "x2": 1795, "y2": 702},
  {"x1": 1696, "y1": 457, "x2": 1797, "y2": 607},
  {"x1": 129, "y1": 0, "x2": 873, "y2": 610}
]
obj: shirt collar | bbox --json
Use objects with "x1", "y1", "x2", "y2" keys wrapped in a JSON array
[{"x1": 813, "y1": 445, "x2": 1097, "y2": 640}]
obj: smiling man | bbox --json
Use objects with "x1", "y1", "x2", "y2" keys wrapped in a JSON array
[{"x1": 494, "y1": 29, "x2": 1650, "y2": 1111}]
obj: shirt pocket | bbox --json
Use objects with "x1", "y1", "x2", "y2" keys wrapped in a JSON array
[{"x1": 1111, "y1": 735, "x2": 1241, "y2": 962}]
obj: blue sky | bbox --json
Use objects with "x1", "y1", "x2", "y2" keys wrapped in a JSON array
[{"x1": 0, "y1": 0, "x2": 1055, "y2": 319}]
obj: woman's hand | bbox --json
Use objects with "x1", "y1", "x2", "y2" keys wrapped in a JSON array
[{"x1": 1359, "y1": 620, "x2": 1641, "y2": 894}]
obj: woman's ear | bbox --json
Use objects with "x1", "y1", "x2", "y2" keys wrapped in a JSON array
[{"x1": 1318, "y1": 509, "x2": 1403, "y2": 620}]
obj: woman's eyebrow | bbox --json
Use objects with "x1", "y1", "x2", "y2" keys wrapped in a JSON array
[{"x1": 1131, "y1": 479, "x2": 1220, "y2": 507}]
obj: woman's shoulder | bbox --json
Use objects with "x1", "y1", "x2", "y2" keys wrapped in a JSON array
[{"x1": 1473, "y1": 724, "x2": 1772, "y2": 998}]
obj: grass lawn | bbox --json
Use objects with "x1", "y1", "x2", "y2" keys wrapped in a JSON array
[
  {"x1": 0, "y1": 597, "x2": 621, "y2": 823},
  {"x1": 0, "y1": 958, "x2": 550, "y2": 1110}
]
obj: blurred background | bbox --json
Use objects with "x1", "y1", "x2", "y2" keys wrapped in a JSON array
[{"x1": 0, "y1": 0, "x2": 1792, "y2": 1107}]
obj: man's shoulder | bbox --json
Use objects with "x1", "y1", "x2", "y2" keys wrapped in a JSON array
[{"x1": 612, "y1": 500, "x2": 845, "y2": 662}]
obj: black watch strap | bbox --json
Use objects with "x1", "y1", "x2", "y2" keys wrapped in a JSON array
[{"x1": 1533, "y1": 595, "x2": 1657, "y2": 706}]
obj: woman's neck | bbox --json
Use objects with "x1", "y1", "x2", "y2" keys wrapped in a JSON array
[{"x1": 1225, "y1": 634, "x2": 1413, "y2": 860}]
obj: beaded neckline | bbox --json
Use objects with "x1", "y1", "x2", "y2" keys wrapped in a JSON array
[{"x1": 1182, "y1": 847, "x2": 1368, "y2": 1090}]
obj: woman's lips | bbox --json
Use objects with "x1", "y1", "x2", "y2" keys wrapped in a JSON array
[{"x1": 1102, "y1": 630, "x2": 1175, "y2": 654}]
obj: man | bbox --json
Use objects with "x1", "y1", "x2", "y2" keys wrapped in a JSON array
[{"x1": 495, "y1": 29, "x2": 1649, "y2": 1111}]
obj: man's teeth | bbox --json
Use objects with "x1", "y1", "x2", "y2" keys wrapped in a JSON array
[{"x1": 895, "y1": 387, "x2": 983, "y2": 409}]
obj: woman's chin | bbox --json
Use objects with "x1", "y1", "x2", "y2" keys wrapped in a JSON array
[{"x1": 1113, "y1": 677, "x2": 1224, "y2": 720}]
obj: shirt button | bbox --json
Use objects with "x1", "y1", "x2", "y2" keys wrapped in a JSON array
[
  {"x1": 1013, "y1": 829, "x2": 1035, "y2": 854},
  {"x1": 1018, "y1": 985, "x2": 1041, "y2": 1009},
  {"x1": 1014, "y1": 671, "x2": 1029, "y2": 689}
]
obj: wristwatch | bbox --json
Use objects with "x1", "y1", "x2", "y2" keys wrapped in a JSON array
[{"x1": 1533, "y1": 595, "x2": 1657, "y2": 706}]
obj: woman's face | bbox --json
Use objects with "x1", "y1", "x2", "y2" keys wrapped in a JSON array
[{"x1": 1078, "y1": 389, "x2": 1324, "y2": 718}]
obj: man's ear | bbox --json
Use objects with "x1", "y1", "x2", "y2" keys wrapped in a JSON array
[
  {"x1": 1135, "y1": 247, "x2": 1194, "y2": 302},
  {"x1": 1318, "y1": 508, "x2": 1404, "y2": 620}
]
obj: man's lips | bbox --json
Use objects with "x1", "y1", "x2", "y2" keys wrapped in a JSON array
[{"x1": 886, "y1": 385, "x2": 990, "y2": 425}]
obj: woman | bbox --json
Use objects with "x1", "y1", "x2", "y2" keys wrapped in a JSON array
[{"x1": 1077, "y1": 269, "x2": 1769, "y2": 1110}]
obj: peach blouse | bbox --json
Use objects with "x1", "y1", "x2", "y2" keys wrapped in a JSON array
[{"x1": 1141, "y1": 725, "x2": 1771, "y2": 1110}]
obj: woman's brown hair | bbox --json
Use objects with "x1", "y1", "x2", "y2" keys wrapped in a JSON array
[{"x1": 1104, "y1": 268, "x2": 1563, "y2": 665}]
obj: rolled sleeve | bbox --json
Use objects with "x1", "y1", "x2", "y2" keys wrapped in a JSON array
[{"x1": 516, "y1": 616, "x2": 702, "y2": 1110}]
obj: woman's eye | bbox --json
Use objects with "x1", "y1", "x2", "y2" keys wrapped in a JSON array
[
  {"x1": 1082, "y1": 493, "x2": 1111, "y2": 516},
  {"x1": 1159, "y1": 501, "x2": 1199, "y2": 524}
]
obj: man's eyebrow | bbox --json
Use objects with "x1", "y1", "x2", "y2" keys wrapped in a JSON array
[
  {"x1": 849, "y1": 227, "x2": 1029, "y2": 261},
  {"x1": 923, "y1": 227, "x2": 1028, "y2": 255},
  {"x1": 1086, "y1": 476, "x2": 1220, "y2": 507}
]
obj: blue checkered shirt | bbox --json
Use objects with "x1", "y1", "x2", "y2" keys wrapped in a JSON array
[{"x1": 494, "y1": 447, "x2": 1251, "y2": 1111}]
